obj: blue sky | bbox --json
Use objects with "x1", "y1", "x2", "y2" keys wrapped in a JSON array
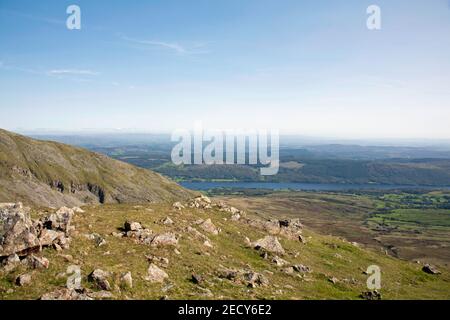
[{"x1": 0, "y1": 0, "x2": 450, "y2": 139}]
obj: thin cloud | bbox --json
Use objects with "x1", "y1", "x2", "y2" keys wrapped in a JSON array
[
  {"x1": 0, "y1": 8, "x2": 65, "y2": 26},
  {"x1": 118, "y1": 34, "x2": 209, "y2": 55},
  {"x1": 48, "y1": 69, "x2": 100, "y2": 76}
]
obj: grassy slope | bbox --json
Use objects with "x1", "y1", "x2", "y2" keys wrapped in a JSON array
[
  {"x1": 0, "y1": 129, "x2": 194, "y2": 206},
  {"x1": 1, "y1": 203, "x2": 449, "y2": 300}
]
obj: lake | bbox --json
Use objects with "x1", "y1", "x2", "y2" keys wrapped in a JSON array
[{"x1": 180, "y1": 181, "x2": 450, "y2": 191}]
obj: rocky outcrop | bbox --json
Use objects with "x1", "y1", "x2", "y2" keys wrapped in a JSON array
[{"x1": 0, "y1": 203, "x2": 40, "y2": 257}]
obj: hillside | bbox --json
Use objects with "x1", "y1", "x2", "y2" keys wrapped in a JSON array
[
  {"x1": 0, "y1": 129, "x2": 194, "y2": 207},
  {"x1": 1, "y1": 199, "x2": 448, "y2": 300}
]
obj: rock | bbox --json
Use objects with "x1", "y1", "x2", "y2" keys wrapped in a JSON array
[
  {"x1": 203, "y1": 240, "x2": 213, "y2": 248},
  {"x1": 244, "y1": 272, "x2": 269, "y2": 288},
  {"x1": 422, "y1": 264, "x2": 441, "y2": 275},
  {"x1": 189, "y1": 195, "x2": 213, "y2": 209},
  {"x1": 162, "y1": 217, "x2": 174, "y2": 225},
  {"x1": 328, "y1": 277, "x2": 339, "y2": 284},
  {"x1": 0, "y1": 203, "x2": 40, "y2": 257},
  {"x1": 271, "y1": 256, "x2": 288, "y2": 266},
  {"x1": 218, "y1": 268, "x2": 269, "y2": 288},
  {"x1": 40, "y1": 288, "x2": 93, "y2": 300},
  {"x1": 38, "y1": 229, "x2": 64, "y2": 247},
  {"x1": 191, "y1": 274, "x2": 203, "y2": 284},
  {"x1": 66, "y1": 265, "x2": 82, "y2": 290},
  {"x1": 72, "y1": 207, "x2": 85, "y2": 213},
  {"x1": 44, "y1": 207, "x2": 74, "y2": 233},
  {"x1": 146, "y1": 255, "x2": 169, "y2": 268},
  {"x1": 1, "y1": 253, "x2": 20, "y2": 272},
  {"x1": 360, "y1": 290, "x2": 382, "y2": 300},
  {"x1": 88, "y1": 269, "x2": 111, "y2": 291},
  {"x1": 293, "y1": 264, "x2": 312, "y2": 273},
  {"x1": 88, "y1": 290, "x2": 114, "y2": 299},
  {"x1": 231, "y1": 213, "x2": 241, "y2": 221},
  {"x1": 253, "y1": 236, "x2": 285, "y2": 255},
  {"x1": 151, "y1": 233, "x2": 178, "y2": 247},
  {"x1": 199, "y1": 219, "x2": 220, "y2": 235},
  {"x1": 124, "y1": 221, "x2": 142, "y2": 232},
  {"x1": 172, "y1": 202, "x2": 185, "y2": 210},
  {"x1": 15, "y1": 273, "x2": 33, "y2": 286},
  {"x1": 120, "y1": 272, "x2": 133, "y2": 289},
  {"x1": 23, "y1": 255, "x2": 49, "y2": 269},
  {"x1": 145, "y1": 264, "x2": 168, "y2": 283},
  {"x1": 298, "y1": 234, "x2": 307, "y2": 244}
]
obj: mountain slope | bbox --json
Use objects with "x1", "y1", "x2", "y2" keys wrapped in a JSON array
[{"x1": 0, "y1": 129, "x2": 194, "y2": 207}]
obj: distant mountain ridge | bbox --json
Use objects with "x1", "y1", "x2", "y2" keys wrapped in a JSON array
[{"x1": 0, "y1": 129, "x2": 194, "y2": 207}]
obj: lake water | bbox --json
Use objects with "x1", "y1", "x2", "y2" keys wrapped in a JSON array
[{"x1": 180, "y1": 181, "x2": 450, "y2": 191}]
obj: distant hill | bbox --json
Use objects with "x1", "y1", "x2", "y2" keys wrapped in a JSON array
[{"x1": 0, "y1": 129, "x2": 194, "y2": 207}]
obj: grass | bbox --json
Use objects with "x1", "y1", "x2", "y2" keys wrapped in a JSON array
[{"x1": 1, "y1": 202, "x2": 450, "y2": 300}]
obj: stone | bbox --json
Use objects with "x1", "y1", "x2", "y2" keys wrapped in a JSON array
[
  {"x1": 124, "y1": 221, "x2": 143, "y2": 232},
  {"x1": 360, "y1": 290, "x2": 382, "y2": 300},
  {"x1": 66, "y1": 265, "x2": 82, "y2": 290},
  {"x1": 191, "y1": 273, "x2": 203, "y2": 284},
  {"x1": 88, "y1": 269, "x2": 111, "y2": 291},
  {"x1": 40, "y1": 288, "x2": 93, "y2": 300},
  {"x1": 23, "y1": 255, "x2": 49, "y2": 269},
  {"x1": 271, "y1": 256, "x2": 288, "y2": 266},
  {"x1": 0, "y1": 203, "x2": 40, "y2": 257},
  {"x1": 146, "y1": 254, "x2": 169, "y2": 268},
  {"x1": 145, "y1": 264, "x2": 168, "y2": 283},
  {"x1": 1, "y1": 253, "x2": 20, "y2": 272},
  {"x1": 15, "y1": 273, "x2": 33, "y2": 286},
  {"x1": 253, "y1": 236, "x2": 285, "y2": 255},
  {"x1": 293, "y1": 264, "x2": 312, "y2": 273},
  {"x1": 422, "y1": 264, "x2": 440, "y2": 275},
  {"x1": 243, "y1": 272, "x2": 269, "y2": 288},
  {"x1": 328, "y1": 277, "x2": 339, "y2": 284},
  {"x1": 199, "y1": 219, "x2": 220, "y2": 235},
  {"x1": 162, "y1": 217, "x2": 174, "y2": 225},
  {"x1": 38, "y1": 229, "x2": 64, "y2": 247},
  {"x1": 120, "y1": 272, "x2": 133, "y2": 289},
  {"x1": 45, "y1": 207, "x2": 74, "y2": 233},
  {"x1": 88, "y1": 290, "x2": 114, "y2": 299},
  {"x1": 72, "y1": 207, "x2": 85, "y2": 213},
  {"x1": 151, "y1": 233, "x2": 178, "y2": 247},
  {"x1": 172, "y1": 202, "x2": 185, "y2": 210}
]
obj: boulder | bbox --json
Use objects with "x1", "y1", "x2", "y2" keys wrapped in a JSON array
[
  {"x1": 88, "y1": 269, "x2": 111, "y2": 291},
  {"x1": 422, "y1": 264, "x2": 440, "y2": 275},
  {"x1": 15, "y1": 273, "x2": 33, "y2": 286},
  {"x1": 23, "y1": 255, "x2": 49, "y2": 269},
  {"x1": 145, "y1": 264, "x2": 168, "y2": 283},
  {"x1": 124, "y1": 221, "x2": 142, "y2": 232},
  {"x1": 44, "y1": 207, "x2": 74, "y2": 234},
  {"x1": 253, "y1": 236, "x2": 285, "y2": 255},
  {"x1": 0, "y1": 203, "x2": 40, "y2": 257},
  {"x1": 1, "y1": 253, "x2": 20, "y2": 272},
  {"x1": 199, "y1": 219, "x2": 220, "y2": 235},
  {"x1": 120, "y1": 272, "x2": 133, "y2": 289},
  {"x1": 151, "y1": 233, "x2": 178, "y2": 247}
]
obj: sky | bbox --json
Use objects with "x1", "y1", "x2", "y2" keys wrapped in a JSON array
[{"x1": 0, "y1": 0, "x2": 450, "y2": 139}]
